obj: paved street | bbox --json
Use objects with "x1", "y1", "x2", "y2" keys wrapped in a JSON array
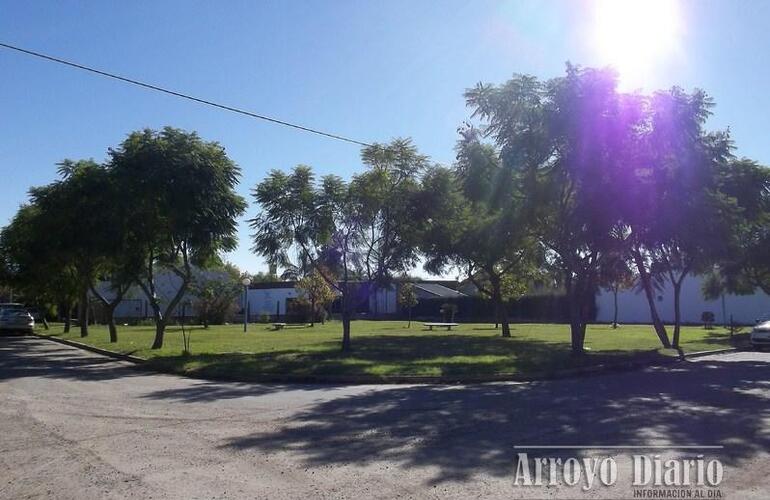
[{"x1": 0, "y1": 336, "x2": 768, "y2": 499}]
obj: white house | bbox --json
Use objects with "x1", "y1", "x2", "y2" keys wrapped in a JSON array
[
  {"x1": 245, "y1": 280, "x2": 465, "y2": 318},
  {"x1": 92, "y1": 268, "x2": 231, "y2": 320},
  {"x1": 245, "y1": 282, "x2": 298, "y2": 317},
  {"x1": 595, "y1": 274, "x2": 770, "y2": 325}
]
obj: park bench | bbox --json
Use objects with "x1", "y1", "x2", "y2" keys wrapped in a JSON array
[
  {"x1": 423, "y1": 322, "x2": 459, "y2": 331},
  {"x1": 271, "y1": 323, "x2": 308, "y2": 330}
]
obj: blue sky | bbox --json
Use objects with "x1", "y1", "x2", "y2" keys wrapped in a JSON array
[{"x1": 2, "y1": 0, "x2": 770, "y2": 275}]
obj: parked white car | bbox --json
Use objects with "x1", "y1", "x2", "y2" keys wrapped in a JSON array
[
  {"x1": 0, "y1": 308, "x2": 35, "y2": 334},
  {"x1": 751, "y1": 316, "x2": 770, "y2": 350}
]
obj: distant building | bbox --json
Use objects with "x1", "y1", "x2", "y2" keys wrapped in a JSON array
[
  {"x1": 595, "y1": 274, "x2": 770, "y2": 325},
  {"x1": 91, "y1": 268, "x2": 230, "y2": 321},
  {"x1": 246, "y1": 280, "x2": 466, "y2": 318},
  {"x1": 94, "y1": 270, "x2": 768, "y2": 326}
]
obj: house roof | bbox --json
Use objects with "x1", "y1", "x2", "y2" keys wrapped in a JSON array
[
  {"x1": 247, "y1": 280, "x2": 465, "y2": 299},
  {"x1": 413, "y1": 283, "x2": 466, "y2": 298},
  {"x1": 248, "y1": 281, "x2": 296, "y2": 290}
]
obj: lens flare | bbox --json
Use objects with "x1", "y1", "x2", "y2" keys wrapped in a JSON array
[{"x1": 592, "y1": 0, "x2": 682, "y2": 89}]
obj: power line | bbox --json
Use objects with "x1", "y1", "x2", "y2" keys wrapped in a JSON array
[{"x1": 0, "y1": 41, "x2": 372, "y2": 147}]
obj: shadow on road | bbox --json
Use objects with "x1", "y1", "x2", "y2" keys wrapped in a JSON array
[
  {"x1": 0, "y1": 336, "x2": 145, "y2": 382},
  {"x1": 0, "y1": 337, "x2": 322, "y2": 398},
  {"x1": 4, "y1": 336, "x2": 768, "y2": 487},
  {"x1": 215, "y1": 356, "x2": 769, "y2": 484}
]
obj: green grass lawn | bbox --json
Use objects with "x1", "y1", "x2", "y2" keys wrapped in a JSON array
[{"x1": 35, "y1": 320, "x2": 738, "y2": 381}]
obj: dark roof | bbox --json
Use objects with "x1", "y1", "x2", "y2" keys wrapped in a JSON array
[
  {"x1": 412, "y1": 280, "x2": 459, "y2": 290},
  {"x1": 413, "y1": 283, "x2": 466, "y2": 298},
  {"x1": 248, "y1": 279, "x2": 461, "y2": 292},
  {"x1": 247, "y1": 281, "x2": 296, "y2": 290}
]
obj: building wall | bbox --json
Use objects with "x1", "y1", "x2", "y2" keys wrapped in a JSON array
[
  {"x1": 368, "y1": 286, "x2": 398, "y2": 315},
  {"x1": 93, "y1": 268, "x2": 231, "y2": 320},
  {"x1": 595, "y1": 274, "x2": 770, "y2": 325},
  {"x1": 246, "y1": 284, "x2": 400, "y2": 317},
  {"x1": 246, "y1": 287, "x2": 299, "y2": 317}
]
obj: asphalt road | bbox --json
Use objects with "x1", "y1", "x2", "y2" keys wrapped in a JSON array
[{"x1": 0, "y1": 336, "x2": 768, "y2": 499}]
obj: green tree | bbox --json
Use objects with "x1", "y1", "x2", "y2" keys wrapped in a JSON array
[
  {"x1": 295, "y1": 269, "x2": 336, "y2": 326},
  {"x1": 599, "y1": 254, "x2": 636, "y2": 329},
  {"x1": 464, "y1": 66, "x2": 659, "y2": 352},
  {"x1": 190, "y1": 266, "x2": 241, "y2": 328},
  {"x1": 0, "y1": 204, "x2": 80, "y2": 331},
  {"x1": 252, "y1": 140, "x2": 426, "y2": 351},
  {"x1": 705, "y1": 159, "x2": 770, "y2": 301},
  {"x1": 247, "y1": 270, "x2": 280, "y2": 283},
  {"x1": 54, "y1": 159, "x2": 137, "y2": 342},
  {"x1": 110, "y1": 127, "x2": 247, "y2": 349},
  {"x1": 397, "y1": 281, "x2": 419, "y2": 328},
  {"x1": 420, "y1": 131, "x2": 541, "y2": 338},
  {"x1": 27, "y1": 159, "x2": 119, "y2": 337},
  {"x1": 355, "y1": 139, "x2": 427, "y2": 316},
  {"x1": 621, "y1": 88, "x2": 734, "y2": 348},
  {"x1": 252, "y1": 165, "x2": 362, "y2": 351}
]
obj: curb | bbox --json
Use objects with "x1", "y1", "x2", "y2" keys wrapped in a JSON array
[
  {"x1": 33, "y1": 333, "x2": 146, "y2": 364},
  {"x1": 680, "y1": 347, "x2": 740, "y2": 359},
  {"x1": 31, "y1": 333, "x2": 742, "y2": 385}
]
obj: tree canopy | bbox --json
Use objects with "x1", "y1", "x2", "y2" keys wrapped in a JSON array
[{"x1": 110, "y1": 127, "x2": 247, "y2": 348}]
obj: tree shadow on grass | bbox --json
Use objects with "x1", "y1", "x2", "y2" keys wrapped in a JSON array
[
  {"x1": 704, "y1": 330, "x2": 750, "y2": 347},
  {"x1": 142, "y1": 333, "x2": 675, "y2": 382},
  {"x1": 216, "y1": 357, "x2": 770, "y2": 484}
]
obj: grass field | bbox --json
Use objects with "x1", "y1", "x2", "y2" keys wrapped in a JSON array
[{"x1": 35, "y1": 320, "x2": 737, "y2": 381}]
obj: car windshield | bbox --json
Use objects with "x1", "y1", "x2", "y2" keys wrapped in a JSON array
[{"x1": 1, "y1": 309, "x2": 27, "y2": 316}]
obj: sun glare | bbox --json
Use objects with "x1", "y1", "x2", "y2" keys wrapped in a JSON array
[{"x1": 592, "y1": 0, "x2": 682, "y2": 89}]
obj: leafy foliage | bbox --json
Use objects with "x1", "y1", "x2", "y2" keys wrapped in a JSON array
[
  {"x1": 396, "y1": 281, "x2": 419, "y2": 327},
  {"x1": 190, "y1": 267, "x2": 242, "y2": 327},
  {"x1": 251, "y1": 140, "x2": 427, "y2": 350},
  {"x1": 108, "y1": 127, "x2": 247, "y2": 348},
  {"x1": 295, "y1": 269, "x2": 336, "y2": 326}
]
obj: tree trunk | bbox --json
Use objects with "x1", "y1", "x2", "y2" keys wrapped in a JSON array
[
  {"x1": 106, "y1": 304, "x2": 118, "y2": 343},
  {"x1": 42, "y1": 317, "x2": 49, "y2": 330},
  {"x1": 89, "y1": 283, "x2": 128, "y2": 343},
  {"x1": 138, "y1": 262, "x2": 190, "y2": 350},
  {"x1": 632, "y1": 250, "x2": 671, "y2": 348},
  {"x1": 500, "y1": 302, "x2": 511, "y2": 338},
  {"x1": 63, "y1": 304, "x2": 72, "y2": 333},
  {"x1": 612, "y1": 288, "x2": 619, "y2": 329},
  {"x1": 310, "y1": 297, "x2": 316, "y2": 327},
  {"x1": 148, "y1": 299, "x2": 165, "y2": 349},
  {"x1": 568, "y1": 297, "x2": 585, "y2": 354},
  {"x1": 341, "y1": 308, "x2": 351, "y2": 352},
  {"x1": 566, "y1": 279, "x2": 586, "y2": 354},
  {"x1": 152, "y1": 318, "x2": 165, "y2": 350},
  {"x1": 78, "y1": 287, "x2": 89, "y2": 337},
  {"x1": 108, "y1": 318, "x2": 117, "y2": 343},
  {"x1": 407, "y1": 306, "x2": 412, "y2": 328},
  {"x1": 491, "y1": 279, "x2": 510, "y2": 338},
  {"x1": 672, "y1": 281, "x2": 682, "y2": 348}
]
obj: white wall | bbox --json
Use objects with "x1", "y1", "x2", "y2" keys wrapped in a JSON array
[
  {"x1": 246, "y1": 288, "x2": 298, "y2": 316},
  {"x1": 93, "y1": 268, "x2": 231, "y2": 319},
  {"x1": 247, "y1": 284, "x2": 399, "y2": 317},
  {"x1": 596, "y1": 274, "x2": 770, "y2": 325}
]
